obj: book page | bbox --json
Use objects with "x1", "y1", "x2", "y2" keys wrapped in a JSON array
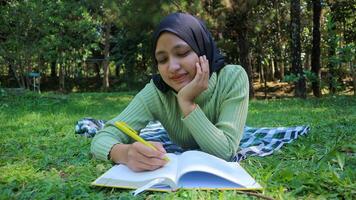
[
  {"x1": 93, "y1": 153, "x2": 179, "y2": 189},
  {"x1": 176, "y1": 151, "x2": 261, "y2": 189},
  {"x1": 177, "y1": 170, "x2": 243, "y2": 189}
]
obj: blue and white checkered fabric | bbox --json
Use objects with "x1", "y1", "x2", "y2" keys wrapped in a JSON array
[{"x1": 75, "y1": 119, "x2": 310, "y2": 162}]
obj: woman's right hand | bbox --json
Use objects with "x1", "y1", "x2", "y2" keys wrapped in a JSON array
[{"x1": 109, "y1": 142, "x2": 168, "y2": 172}]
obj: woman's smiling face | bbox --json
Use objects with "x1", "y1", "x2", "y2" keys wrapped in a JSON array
[{"x1": 155, "y1": 32, "x2": 199, "y2": 92}]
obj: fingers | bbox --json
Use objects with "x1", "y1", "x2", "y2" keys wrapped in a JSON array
[
  {"x1": 195, "y1": 61, "x2": 202, "y2": 79},
  {"x1": 150, "y1": 141, "x2": 167, "y2": 154},
  {"x1": 133, "y1": 142, "x2": 166, "y2": 159},
  {"x1": 195, "y1": 55, "x2": 209, "y2": 90},
  {"x1": 200, "y1": 55, "x2": 209, "y2": 74},
  {"x1": 201, "y1": 55, "x2": 209, "y2": 85},
  {"x1": 129, "y1": 159, "x2": 163, "y2": 172},
  {"x1": 127, "y1": 142, "x2": 167, "y2": 171},
  {"x1": 128, "y1": 153, "x2": 166, "y2": 171}
]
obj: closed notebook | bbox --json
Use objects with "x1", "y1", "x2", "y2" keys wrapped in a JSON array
[{"x1": 92, "y1": 150, "x2": 262, "y2": 192}]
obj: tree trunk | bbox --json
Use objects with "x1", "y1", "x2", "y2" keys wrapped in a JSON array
[
  {"x1": 237, "y1": 17, "x2": 254, "y2": 99},
  {"x1": 102, "y1": 23, "x2": 111, "y2": 91},
  {"x1": 59, "y1": 64, "x2": 65, "y2": 92},
  {"x1": 8, "y1": 63, "x2": 15, "y2": 86},
  {"x1": 8, "y1": 64, "x2": 12, "y2": 78},
  {"x1": 274, "y1": 1, "x2": 284, "y2": 81},
  {"x1": 327, "y1": 5, "x2": 337, "y2": 95},
  {"x1": 25, "y1": 62, "x2": 32, "y2": 90},
  {"x1": 311, "y1": 0, "x2": 322, "y2": 97},
  {"x1": 256, "y1": 54, "x2": 262, "y2": 83},
  {"x1": 280, "y1": 60, "x2": 285, "y2": 81},
  {"x1": 95, "y1": 63, "x2": 101, "y2": 80},
  {"x1": 18, "y1": 58, "x2": 26, "y2": 89},
  {"x1": 9, "y1": 63, "x2": 23, "y2": 88},
  {"x1": 273, "y1": 59, "x2": 279, "y2": 80},
  {"x1": 51, "y1": 62, "x2": 56, "y2": 78},
  {"x1": 304, "y1": 51, "x2": 310, "y2": 71},
  {"x1": 271, "y1": 58, "x2": 275, "y2": 81},
  {"x1": 115, "y1": 64, "x2": 120, "y2": 77},
  {"x1": 263, "y1": 64, "x2": 268, "y2": 99},
  {"x1": 290, "y1": 0, "x2": 306, "y2": 98}
]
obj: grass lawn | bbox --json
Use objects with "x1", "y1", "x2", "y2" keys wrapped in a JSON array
[{"x1": 0, "y1": 91, "x2": 355, "y2": 199}]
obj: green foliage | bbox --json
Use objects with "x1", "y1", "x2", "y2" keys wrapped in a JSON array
[
  {"x1": 303, "y1": 69, "x2": 319, "y2": 85},
  {"x1": 324, "y1": 10, "x2": 356, "y2": 93},
  {"x1": 327, "y1": 0, "x2": 356, "y2": 44},
  {"x1": 0, "y1": 0, "x2": 99, "y2": 89},
  {"x1": 283, "y1": 70, "x2": 318, "y2": 89},
  {"x1": 0, "y1": 0, "x2": 355, "y2": 94},
  {"x1": 338, "y1": 43, "x2": 355, "y2": 64},
  {"x1": 0, "y1": 93, "x2": 355, "y2": 199},
  {"x1": 283, "y1": 73, "x2": 300, "y2": 83}
]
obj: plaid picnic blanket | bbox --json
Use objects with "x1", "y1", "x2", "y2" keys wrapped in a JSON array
[{"x1": 75, "y1": 118, "x2": 310, "y2": 162}]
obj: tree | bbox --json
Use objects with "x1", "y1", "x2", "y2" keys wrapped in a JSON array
[
  {"x1": 111, "y1": 0, "x2": 166, "y2": 89},
  {"x1": 325, "y1": 0, "x2": 356, "y2": 95},
  {"x1": 311, "y1": 0, "x2": 322, "y2": 97},
  {"x1": 0, "y1": 0, "x2": 98, "y2": 91},
  {"x1": 84, "y1": 0, "x2": 122, "y2": 91},
  {"x1": 1, "y1": 0, "x2": 354, "y2": 95},
  {"x1": 290, "y1": 0, "x2": 306, "y2": 98},
  {"x1": 274, "y1": 0, "x2": 286, "y2": 81},
  {"x1": 224, "y1": 0, "x2": 258, "y2": 98},
  {"x1": 0, "y1": 1, "x2": 43, "y2": 88},
  {"x1": 41, "y1": 1, "x2": 98, "y2": 91},
  {"x1": 326, "y1": 14, "x2": 338, "y2": 94}
]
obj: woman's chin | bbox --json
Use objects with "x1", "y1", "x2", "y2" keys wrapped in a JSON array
[
  {"x1": 166, "y1": 78, "x2": 193, "y2": 92},
  {"x1": 171, "y1": 82, "x2": 188, "y2": 92},
  {"x1": 172, "y1": 86, "x2": 182, "y2": 93}
]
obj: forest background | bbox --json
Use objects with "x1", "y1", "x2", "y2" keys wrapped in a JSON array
[
  {"x1": 1, "y1": 1, "x2": 356, "y2": 199},
  {"x1": 0, "y1": 0, "x2": 355, "y2": 98}
]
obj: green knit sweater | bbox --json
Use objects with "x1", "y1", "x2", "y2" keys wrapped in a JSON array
[{"x1": 91, "y1": 65, "x2": 249, "y2": 161}]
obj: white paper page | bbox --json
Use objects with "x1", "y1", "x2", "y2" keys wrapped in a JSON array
[
  {"x1": 93, "y1": 153, "x2": 179, "y2": 188},
  {"x1": 177, "y1": 151, "x2": 261, "y2": 189}
]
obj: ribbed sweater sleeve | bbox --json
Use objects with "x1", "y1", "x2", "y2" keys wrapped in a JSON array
[
  {"x1": 182, "y1": 66, "x2": 249, "y2": 160},
  {"x1": 90, "y1": 83, "x2": 158, "y2": 161}
]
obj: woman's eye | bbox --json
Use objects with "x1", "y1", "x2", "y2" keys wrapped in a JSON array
[
  {"x1": 157, "y1": 58, "x2": 167, "y2": 64},
  {"x1": 177, "y1": 50, "x2": 190, "y2": 57}
]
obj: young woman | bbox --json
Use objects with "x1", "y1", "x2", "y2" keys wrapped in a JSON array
[{"x1": 91, "y1": 12, "x2": 249, "y2": 172}]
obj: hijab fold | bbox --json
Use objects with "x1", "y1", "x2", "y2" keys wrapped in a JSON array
[{"x1": 152, "y1": 12, "x2": 225, "y2": 93}]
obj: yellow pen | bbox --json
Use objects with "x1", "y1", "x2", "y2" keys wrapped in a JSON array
[{"x1": 114, "y1": 121, "x2": 170, "y2": 162}]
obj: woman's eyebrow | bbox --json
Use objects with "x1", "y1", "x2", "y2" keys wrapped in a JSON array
[
  {"x1": 155, "y1": 51, "x2": 165, "y2": 57},
  {"x1": 172, "y1": 44, "x2": 189, "y2": 50},
  {"x1": 155, "y1": 44, "x2": 189, "y2": 57}
]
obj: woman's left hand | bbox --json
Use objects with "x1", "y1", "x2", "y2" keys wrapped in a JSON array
[{"x1": 177, "y1": 55, "x2": 209, "y2": 117}]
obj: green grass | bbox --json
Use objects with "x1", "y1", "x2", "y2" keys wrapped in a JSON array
[{"x1": 0, "y1": 91, "x2": 355, "y2": 199}]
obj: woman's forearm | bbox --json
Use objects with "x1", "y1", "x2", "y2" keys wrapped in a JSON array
[{"x1": 177, "y1": 97, "x2": 197, "y2": 117}]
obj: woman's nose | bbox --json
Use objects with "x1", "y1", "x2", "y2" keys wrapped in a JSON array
[{"x1": 168, "y1": 58, "x2": 180, "y2": 72}]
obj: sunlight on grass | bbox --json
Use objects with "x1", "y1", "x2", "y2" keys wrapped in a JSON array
[
  {"x1": 1, "y1": 92, "x2": 355, "y2": 199},
  {"x1": 1, "y1": 164, "x2": 42, "y2": 183},
  {"x1": 104, "y1": 95, "x2": 133, "y2": 102}
]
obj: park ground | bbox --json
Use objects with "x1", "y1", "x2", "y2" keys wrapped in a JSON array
[{"x1": 0, "y1": 92, "x2": 355, "y2": 199}]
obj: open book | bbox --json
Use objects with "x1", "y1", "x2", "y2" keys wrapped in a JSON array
[{"x1": 92, "y1": 150, "x2": 262, "y2": 192}]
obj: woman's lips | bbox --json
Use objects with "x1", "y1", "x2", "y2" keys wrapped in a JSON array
[{"x1": 171, "y1": 73, "x2": 187, "y2": 83}]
